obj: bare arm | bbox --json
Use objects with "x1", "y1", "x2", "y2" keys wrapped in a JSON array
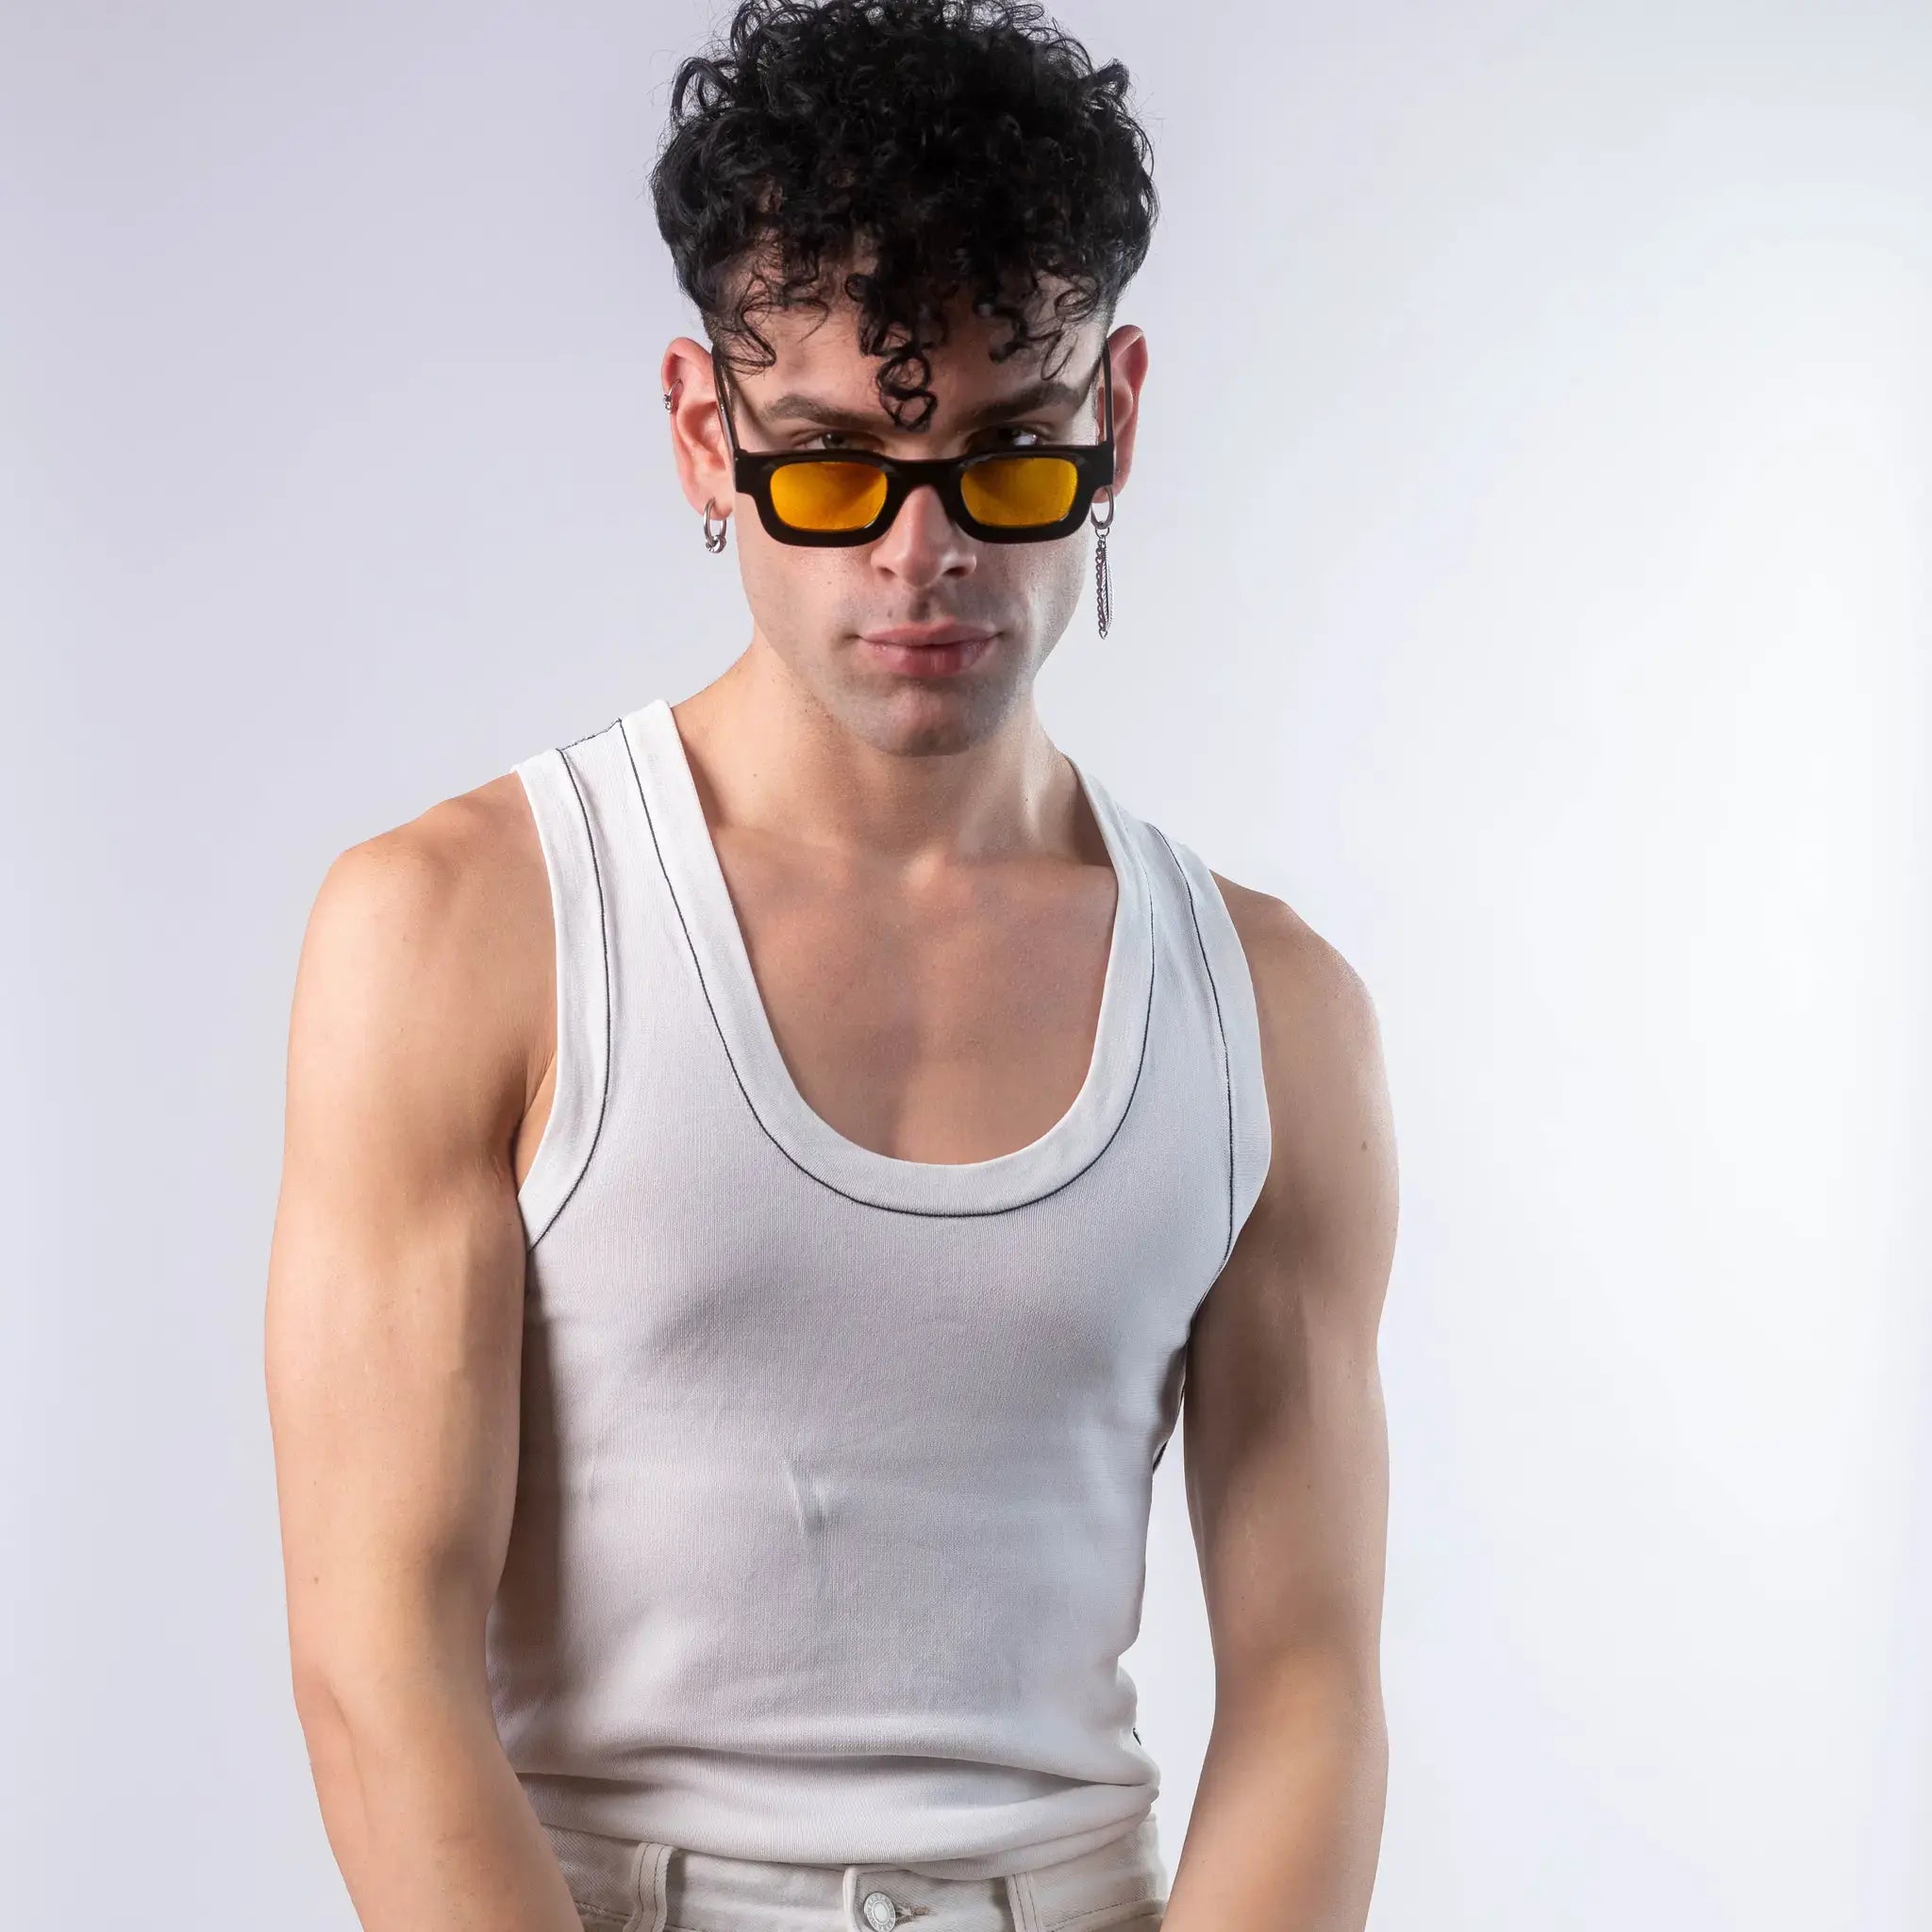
[
  {"x1": 263, "y1": 777, "x2": 581, "y2": 1932},
  {"x1": 1162, "y1": 881, "x2": 1399, "y2": 1932}
]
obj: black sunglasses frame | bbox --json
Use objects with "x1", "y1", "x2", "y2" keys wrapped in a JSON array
[{"x1": 711, "y1": 339, "x2": 1115, "y2": 547}]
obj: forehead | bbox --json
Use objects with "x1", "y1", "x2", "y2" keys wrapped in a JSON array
[{"x1": 723, "y1": 286, "x2": 1101, "y2": 427}]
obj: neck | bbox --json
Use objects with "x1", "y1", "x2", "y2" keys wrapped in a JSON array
[{"x1": 663, "y1": 639, "x2": 1096, "y2": 876}]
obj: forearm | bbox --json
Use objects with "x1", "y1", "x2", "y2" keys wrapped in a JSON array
[
  {"x1": 1161, "y1": 1665, "x2": 1388, "y2": 1932},
  {"x1": 295, "y1": 1661, "x2": 582, "y2": 1932}
]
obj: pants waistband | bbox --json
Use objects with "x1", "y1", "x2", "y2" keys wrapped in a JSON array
[{"x1": 546, "y1": 1813, "x2": 1168, "y2": 1932}]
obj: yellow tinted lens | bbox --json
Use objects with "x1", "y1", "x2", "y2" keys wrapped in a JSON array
[
  {"x1": 960, "y1": 456, "x2": 1080, "y2": 527},
  {"x1": 768, "y1": 459, "x2": 889, "y2": 530}
]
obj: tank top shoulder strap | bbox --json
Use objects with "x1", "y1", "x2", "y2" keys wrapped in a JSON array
[
  {"x1": 1133, "y1": 814, "x2": 1275, "y2": 1268},
  {"x1": 511, "y1": 730, "x2": 616, "y2": 1251}
]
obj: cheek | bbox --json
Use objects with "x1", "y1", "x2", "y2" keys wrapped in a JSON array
[
  {"x1": 1025, "y1": 536, "x2": 1091, "y2": 638},
  {"x1": 738, "y1": 540, "x2": 840, "y2": 637},
  {"x1": 971, "y1": 539, "x2": 1087, "y2": 635}
]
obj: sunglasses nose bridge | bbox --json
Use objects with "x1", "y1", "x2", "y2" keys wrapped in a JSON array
[{"x1": 876, "y1": 469, "x2": 977, "y2": 553}]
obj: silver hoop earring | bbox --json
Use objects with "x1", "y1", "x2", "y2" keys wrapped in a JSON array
[
  {"x1": 702, "y1": 499, "x2": 728, "y2": 554},
  {"x1": 1090, "y1": 490, "x2": 1115, "y2": 638}
]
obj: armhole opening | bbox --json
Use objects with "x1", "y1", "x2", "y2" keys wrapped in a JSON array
[
  {"x1": 1198, "y1": 858, "x2": 1274, "y2": 1254},
  {"x1": 1152, "y1": 826, "x2": 1274, "y2": 1272},
  {"x1": 513, "y1": 746, "x2": 611, "y2": 1251}
]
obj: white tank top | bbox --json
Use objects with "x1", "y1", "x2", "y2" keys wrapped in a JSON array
[{"x1": 487, "y1": 696, "x2": 1272, "y2": 1878}]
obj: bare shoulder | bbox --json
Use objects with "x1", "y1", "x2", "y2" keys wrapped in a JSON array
[
  {"x1": 289, "y1": 768, "x2": 555, "y2": 1157},
  {"x1": 308, "y1": 768, "x2": 548, "y2": 1011},
  {"x1": 333, "y1": 767, "x2": 544, "y2": 901},
  {"x1": 1207, "y1": 868, "x2": 1397, "y2": 1272},
  {"x1": 1208, "y1": 869, "x2": 1381, "y2": 1056}
]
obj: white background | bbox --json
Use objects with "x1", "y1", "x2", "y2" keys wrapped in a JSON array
[{"x1": 3, "y1": 3, "x2": 1925, "y2": 1927}]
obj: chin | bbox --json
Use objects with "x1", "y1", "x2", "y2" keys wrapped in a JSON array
[{"x1": 839, "y1": 667, "x2": 1021, "y2": 758}]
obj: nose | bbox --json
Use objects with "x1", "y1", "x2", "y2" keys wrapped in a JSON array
[{"x1": 869, "y1": 481, "x2": 977, "y2": 588}]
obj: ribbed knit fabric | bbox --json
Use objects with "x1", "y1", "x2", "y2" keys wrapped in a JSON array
[{"x1": 486, "y1": 696, "x2": 1272, "y2": 1879}]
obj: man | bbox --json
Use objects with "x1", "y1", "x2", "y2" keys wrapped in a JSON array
[{"x1": 264, "y1": 4, "x2": 1397, "y2": 1931}]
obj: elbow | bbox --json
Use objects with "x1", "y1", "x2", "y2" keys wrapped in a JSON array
[
  {"x1": 286, "y1": 1616, "x2": 493, "y2": 1753},
  {"x1": 291, "y1": 1654, "x2": 350, "y2": 1734}
]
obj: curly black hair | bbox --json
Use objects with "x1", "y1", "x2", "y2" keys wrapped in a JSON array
[{"x1": 649, "y1": 0, "x2": 1158, "y2": 430}]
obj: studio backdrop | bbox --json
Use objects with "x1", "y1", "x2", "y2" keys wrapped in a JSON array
[{"x1": 3, "y1": 4, "x2": 1926, "y2": 1928}]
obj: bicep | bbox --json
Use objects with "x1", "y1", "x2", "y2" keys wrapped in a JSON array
[
  {"x1": 264, "y1": 832, "x2": 533, "y2": 1719},
  {"x1": 1182, "y1": 916, "x2": 1399, "y2": 1694}
]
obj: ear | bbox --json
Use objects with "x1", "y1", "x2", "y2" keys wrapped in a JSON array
[
  {"x1": 660, "y1": 337, "x2": 733, "y2": 521},
  {"x1": 1100, "y1": 325, "x2": 1148, "y2": 500}
]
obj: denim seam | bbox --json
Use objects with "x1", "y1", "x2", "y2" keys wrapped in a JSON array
[{"x1": 1044, "y1": 1895, "x2": 1166, "y2": 1929}]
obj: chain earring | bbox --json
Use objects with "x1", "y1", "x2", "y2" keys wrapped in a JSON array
[{"x1": 1090, "y1": 489, "x2": 1115, "y2": 638}]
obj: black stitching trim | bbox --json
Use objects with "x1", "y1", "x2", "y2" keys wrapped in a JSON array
[
  {"x1": 616, "y1": 711, "x2": 1155, "y2": 1220},
  {"x1": 525, "y1": 742, "x2": 613, "y2": 1253},
  {"x1": 1148, "y1": 824, "x2": 1236, "y2": 1274}
]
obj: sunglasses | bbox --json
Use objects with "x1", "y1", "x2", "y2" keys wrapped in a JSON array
[{"x1": 712, "y1": 340, "x2": 1115, "y2": 546}]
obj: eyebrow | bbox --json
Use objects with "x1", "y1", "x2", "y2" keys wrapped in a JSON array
[{"x1": 747, "y1": 373, "x2": 1088, "y2": 435}]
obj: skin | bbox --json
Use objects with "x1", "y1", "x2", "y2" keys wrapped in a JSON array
[{"x1": 264, "y1": 272, "x2": 1396, "y2": 1932}]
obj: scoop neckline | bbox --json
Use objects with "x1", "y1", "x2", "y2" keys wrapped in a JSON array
[{"x1": 619, "y1": 695, "x2": 1155, "y2": 1216}]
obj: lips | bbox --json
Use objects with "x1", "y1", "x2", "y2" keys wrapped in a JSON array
[
  {"x1": 859, "y1": 624, "x2": 996, "y2": 648},
  {"x1": 857, "y1": 626, "x2": 997, "y2": 678}
]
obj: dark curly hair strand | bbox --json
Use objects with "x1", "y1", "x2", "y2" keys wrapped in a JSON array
[{"x1": 649, "y1": 0, "x2": 1158, "y2": 430}]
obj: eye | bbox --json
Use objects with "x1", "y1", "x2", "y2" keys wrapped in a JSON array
[{"x1": 792, "y1": 424, "x2": 1052, "y2": 453}]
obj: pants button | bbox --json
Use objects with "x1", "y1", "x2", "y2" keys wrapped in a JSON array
[{"x1": 860, "y1": 1889, "x2": 902, "y2": 1931}]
